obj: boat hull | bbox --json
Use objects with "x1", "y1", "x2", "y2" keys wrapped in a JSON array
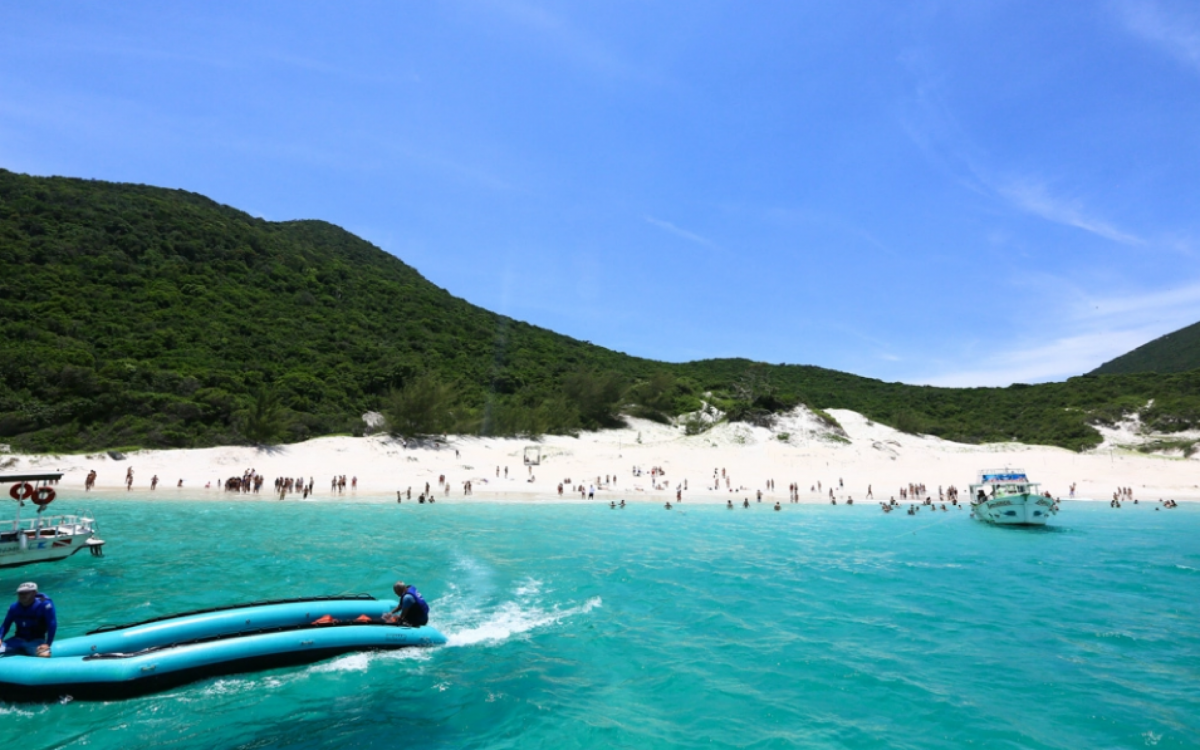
[
  {"x1": 972, "y1": 493, "x2": 1055, "y2": 526},
  {"x1": 0, "y1": 535, "x2": 92, "y2": 568},
  {"x1": 0, "y1": 597, "x2": 445, "y2": 702}
]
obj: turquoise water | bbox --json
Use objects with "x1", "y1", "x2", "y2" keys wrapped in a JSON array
[{"x1": 2, "y1": 497, "x2": 1198, "y2": 749}]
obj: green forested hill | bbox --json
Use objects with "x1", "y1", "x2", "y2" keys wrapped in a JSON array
[
  {"x1": 2, "y1": 168, "x2": 1198, "y2": 452},
  {"x1": 0, "y1": 169, "x2": 653, "y2": 449},
  {"x1": 1089, "y1": 321, "x2": 1200, "y2": 376}
]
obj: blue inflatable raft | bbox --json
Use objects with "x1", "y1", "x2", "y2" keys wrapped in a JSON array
[{"x1": 0, "y1": 595, "x2": 445, "y2": 702}]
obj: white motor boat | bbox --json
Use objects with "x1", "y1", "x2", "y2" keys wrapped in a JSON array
[
  {"x1": 1, "y1": 473, "x2": 105, "y2": 568},
  {"x1": 969, "y1": 468, "x2": 1058, "y2": 526}
]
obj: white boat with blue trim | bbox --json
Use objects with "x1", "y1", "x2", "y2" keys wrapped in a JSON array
[
  {"x1": 1, "y1": 473, "x2": 105, "y2": 568},
  {"x1": 970, "y1": 468, "x2": 1058, "y2": 526}
]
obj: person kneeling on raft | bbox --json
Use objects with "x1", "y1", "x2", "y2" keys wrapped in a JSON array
[
  {"x1": 1, "y1": 582, "x2": 56, "y2": 658},
  {"x1": 383, "y1": 581, "x2": 429, "y2": 627}
]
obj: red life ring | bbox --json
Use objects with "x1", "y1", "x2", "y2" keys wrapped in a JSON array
[
  {"x1": 8, "y1": 483, "x2": 33, "y2": 501},
  {"x1": 33, "y1": 487, "x2": 56, "y2": 506}
]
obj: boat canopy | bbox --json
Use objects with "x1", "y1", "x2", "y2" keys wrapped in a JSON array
[
  {"x1": 0, "y1": 473, "x2": 63, "y2": 484},
  {"x1": 976, "y1": 469, "x2": 1028, "y2": 484}
]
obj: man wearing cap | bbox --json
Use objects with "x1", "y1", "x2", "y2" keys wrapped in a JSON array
[
  {"x1": 1, "y1": 583, "x2": 56, "y2": 657},
  {"x1": 382, "y1": 581, "x2": 429, "y2": 627}
]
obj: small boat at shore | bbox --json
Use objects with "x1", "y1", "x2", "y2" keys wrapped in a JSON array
[
  {"x1": 1, "y1": 473, "x2": 105, "y2": 568},
  {"x1": 0, "y1": 595, "x2": 446, "y2": 702},
  {"x1": 969, "y1": 468, "x2": 1057, "y2": 526}
]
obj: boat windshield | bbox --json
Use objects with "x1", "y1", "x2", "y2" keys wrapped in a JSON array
[
  {"x1": 970, "y1": 481, "x2": 1039, "y2": 498},
  {"x1": 994, "y1": 483, "x2": 1027, "y2": 496}
]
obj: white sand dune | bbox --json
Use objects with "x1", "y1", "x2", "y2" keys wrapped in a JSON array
[{"x1": 5, "y1": 407, "x2": 1197, "y2": 504}]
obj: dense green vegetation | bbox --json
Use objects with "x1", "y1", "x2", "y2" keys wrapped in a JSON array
[
  {"x1": 0, "y1": 169, "x2": 662, "y2": 449},
  {"x1": 679, "y1": 360, "x2": 1200, "y2": 450},
  {"x1": 1090, "y1": 320, "x2": 1200, "y2": 375},
  {"x1": 3, "y1": 168, "x2": 1199, "y2": 453}
]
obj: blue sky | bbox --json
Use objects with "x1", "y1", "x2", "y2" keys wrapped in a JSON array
[{"x1": 2, "y1": 1, "x2": 1198, "y2": 386}]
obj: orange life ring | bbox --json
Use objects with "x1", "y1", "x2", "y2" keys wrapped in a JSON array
[
  {"x1": 9, "y1": 483, "x2": 32, "y2": 501},
  {"x1": 33, "y1": 487, "x2": 56, "y2": 506}
]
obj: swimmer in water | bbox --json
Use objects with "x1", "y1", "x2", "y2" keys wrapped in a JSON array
[
  {"x1": 773, "y1": 502, "x2": 781, "y2": 511},
  {"x1": 665, "y1": 501, "x2": 672, "y2": 510},
  {"x1": 743, "y1": 498, "x2": 749, "y2": 508},
  {"x1": 727, "y1": 500, "x2": 733, "y2": 509}
]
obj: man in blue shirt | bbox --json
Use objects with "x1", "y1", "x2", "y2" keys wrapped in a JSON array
[
  {"x1": 383, "y1": 581, "x2": 429, "y2": 627},
  {"x1": 1, "y1": 582, "x2": 56, "y2": 657}
]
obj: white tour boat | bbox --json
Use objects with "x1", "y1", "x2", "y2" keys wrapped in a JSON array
[
  {"x1": 969, "y1": 468, "x2": 1058, "y2": 526},
  {"x1": 1, "y1": 473, "x2": 105, "y2": 568}
]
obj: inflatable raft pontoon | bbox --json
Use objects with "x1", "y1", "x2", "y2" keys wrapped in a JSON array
[{"x1": 0, "y1": 594, "x2": 445, "y2": 702}]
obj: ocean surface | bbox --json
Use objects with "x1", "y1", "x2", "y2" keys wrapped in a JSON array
[{"x1": 1, "y1": 496, "x2": 1198, "y2": 749}]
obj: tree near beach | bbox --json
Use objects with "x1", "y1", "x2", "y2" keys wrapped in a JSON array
[
  {"x1": 562, "y1": 370, "x2": 625, "y2": 429},
  {"x1": 383, "y1": 373, "x2": 458, "y2": 438},
  {"x1": 626, "y1": 371, "x2": 702, "y2": 424},
  {"x1": 722, "y1": 364, "x2": 788, "y2": 428},
  {"x1": 238, "y1": 388, "x2": 285, "y2": 446}
]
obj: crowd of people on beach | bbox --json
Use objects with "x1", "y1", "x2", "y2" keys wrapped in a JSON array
[{"x1": 65, "y1": 459, "x2": 1189, "y2": 514}]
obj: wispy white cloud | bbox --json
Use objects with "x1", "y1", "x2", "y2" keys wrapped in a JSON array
[
  {"x1": 898, "y1": 58, "x2": 1142, "y2": 245},
  {"x1": 921, "y1": 328, "x2": 1159, "y2": 387},
  {"x1": 2, "y1": 29, "x2": 407, "y2": 85},
  {"x1": 753, "y1": 205, "x2": 896, "y2": 257},
  {"x1": 0, "y1": 31, "x2": 244, "y2": 71},
  {"x1": 644, "y1": 216, "x2": 715, "y2": 248},
  {"x1": 1068, "y1": 278, "x2": 1200, "y2": 321},
  {"x1": 896, "y1": 53, "x2": 992, "y2": 196},
  {"x1": 480, "y1": 0, "x2": 666, "y2": 85},
  {"x1": 919, "y1": 279, "x2": 1200, "y2": 386},
  {"x1": 1114, "y1": 0, "x2": 1200, "y2": 74},
  {"x1": 997, "y1": 180, "x2": 1143, "y2": 245}
]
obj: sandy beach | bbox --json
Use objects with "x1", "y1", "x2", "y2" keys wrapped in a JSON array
[{"x1": 5, "y1": 407, "x2": 1196, "y2": 505}]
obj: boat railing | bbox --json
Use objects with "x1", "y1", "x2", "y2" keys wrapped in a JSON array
[{"x1": 3, "y1": 514, "x2": 94, "y2": 534}]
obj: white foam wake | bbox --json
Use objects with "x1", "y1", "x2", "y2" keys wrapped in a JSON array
[
  {"x1": 445, "y1": 596, "x2": 602, "y2": 648},
  {"x1": 513, "y1": 578, "x2": 543, "y2": 597},
  {"x1": 309, "y1": 647, "x2": 432, "y2": 674}
]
